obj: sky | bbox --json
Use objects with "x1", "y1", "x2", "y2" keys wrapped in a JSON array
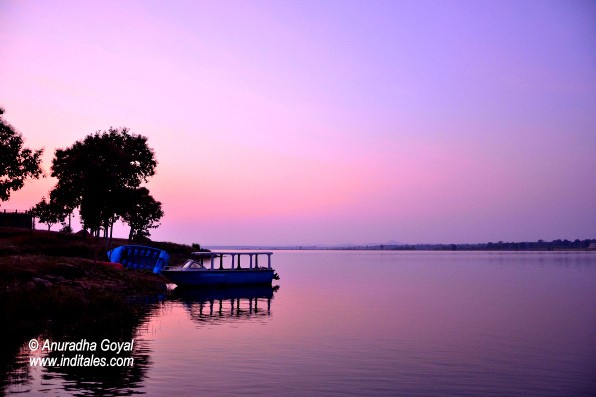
[{"x1": 1, "y1": 0, "x2": 595, "y2": 246}]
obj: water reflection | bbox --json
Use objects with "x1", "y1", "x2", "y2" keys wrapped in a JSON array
[
  {"x1": 4, "y1": 251, "x2": 594, "y2": 396},
  {"x1": 0, "y1": 295, "x2": 162, "y2": 396},
  {"x1": 1, "y1": 285, "x2": 279, "y2": 395},
  {"x1": 173, "y1": 285, "x2": 279, "y2": 326}
]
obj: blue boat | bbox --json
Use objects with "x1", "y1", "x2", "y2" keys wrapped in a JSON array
[
  {"x1": 162, "y1": 251, "x2": 277, "y2": 287},
  {"x1": 106, "y1": 245, "x2": 170, "y2": 274}
]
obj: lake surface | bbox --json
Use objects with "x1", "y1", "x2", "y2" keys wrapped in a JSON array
[{"x1": 5, "y1": 251, "x2": 596, "y2": 396}]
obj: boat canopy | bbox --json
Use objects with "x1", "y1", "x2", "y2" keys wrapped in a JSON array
[{"x1": 190, "y1": 251, "x2": 273, "y2": 270}]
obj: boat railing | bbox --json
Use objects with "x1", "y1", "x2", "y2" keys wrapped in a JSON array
[{"x1": 190, "y1": 251, "x2": 274, "y2": 270}]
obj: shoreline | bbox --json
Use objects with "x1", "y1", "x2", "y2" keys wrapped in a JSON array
[
  {"x1": 0, "y1": 227, "x2": 195, "y2": 344},
  {"x1": 0, "y1": 228, "x2": 178, "y2": 386},
  {"x1": 213, "y1": 240, "x2": 596, "y2": 251}
]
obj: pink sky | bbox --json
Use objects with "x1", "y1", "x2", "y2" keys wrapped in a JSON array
[{"x1": 1, "y1": 1, "x2": 594, "y2": 245}]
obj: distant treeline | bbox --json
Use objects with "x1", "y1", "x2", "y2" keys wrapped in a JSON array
[
  {"x1": 226, "y1": 239, "x2": 596, "y2": 251},
  {"x1": 337, "y1": 239, "x2": 596, "y2": 251}
]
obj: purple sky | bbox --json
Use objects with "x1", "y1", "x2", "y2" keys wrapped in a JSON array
[{"x1": 1, "y1": 0, "x2": 595, "y2": 245}]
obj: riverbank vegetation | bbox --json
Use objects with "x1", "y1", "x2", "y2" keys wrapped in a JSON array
[
  {"x1": 1, "y1": 106, "x2": 165, "y2": 243},
  {"x1": 0, "y1": 107, "x2": 43, "y2": 204},
  {"x1": 233, "y1": 239, "x2": 596, "y2": 251},
  {"x1": 32, "y1": 127, "x2": 164, "y2": 242},
  {"x1": 0, "y1": 227, "x2": 199, "y2": 335},
  {"x1": 331, "y1": 239, "x2": 596, "y2": 251},
  {"x1": 0, "y1": 227, "x2": 201, "y2": 392},
  {"x1": 0, "y1": 227, "x2": 184, "y2": 332}
]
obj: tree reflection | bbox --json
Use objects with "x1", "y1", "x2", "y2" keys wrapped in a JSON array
[{"x1": 0, "y1": 293, "x2": 163, "y2": 396}]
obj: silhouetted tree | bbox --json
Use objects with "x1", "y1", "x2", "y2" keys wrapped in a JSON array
[
  {"x1": 120, "y1": 187, "x2": 164, "y2": 240},
  {"x1": 0, "y1": 107, "x2": 43, "y2": 204},
  {"x1": 30, "y1": 197, "x2": 67, "y2": 231},
  {"x1": 49, "y1": 127, "x2": 158, "y2": 238},
  {"x1": 49, "y1": 186, "x2": 76, "y2": 231}
]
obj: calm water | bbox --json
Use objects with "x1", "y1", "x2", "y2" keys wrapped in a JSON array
[{"x1": 5, "y1": 251, "x2": 596, "y2": 396}]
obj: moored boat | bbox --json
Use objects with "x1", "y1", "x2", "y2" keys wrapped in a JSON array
[
  {"x1": 106, "y1": 245, "x2": 170, "y2": 274},
  {"x1": 162, "y1": 251, "x2": 278, "y2": 287}
]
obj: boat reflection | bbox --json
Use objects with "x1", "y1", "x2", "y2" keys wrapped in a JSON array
[{"x1": 172, "y1": 285, "x2": 279, "y2": 325}]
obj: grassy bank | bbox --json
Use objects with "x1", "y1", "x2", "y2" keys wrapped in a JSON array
[
  {"x1": 0, "y1": 227, "x2": 199, "y2": 389},
  {"x1": 0, "y1": 226, "x2": 198, "y2": 263},
  {"x1": 0, "y1": 226, "x2": 205, "y2": 306}
]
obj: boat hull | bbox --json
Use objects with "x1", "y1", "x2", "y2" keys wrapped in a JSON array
[{"x1": 162, "y1": 268, "x2": 275, "y2": 287}]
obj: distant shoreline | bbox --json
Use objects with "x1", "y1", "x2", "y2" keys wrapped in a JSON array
[{"x1": 208, "y1": 239, "x2": 596, "y2": 252}]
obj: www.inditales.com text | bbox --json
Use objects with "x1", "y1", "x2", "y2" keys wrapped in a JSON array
[{"x1": 29, "y1": 355, "x2": 134, "y2": 367}]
